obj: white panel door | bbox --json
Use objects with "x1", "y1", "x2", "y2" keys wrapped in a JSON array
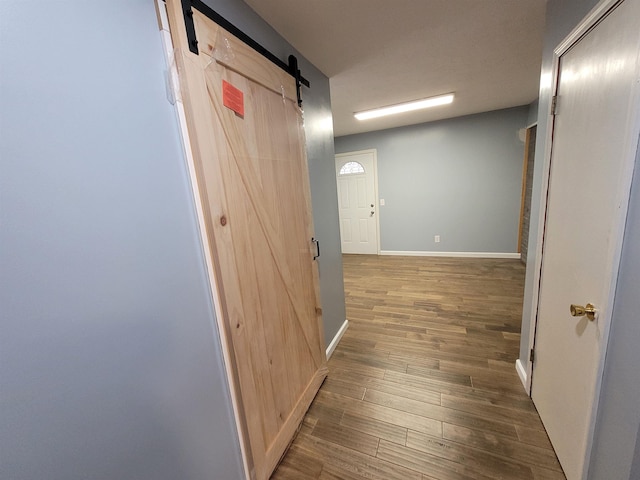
[
  {"x1": 531, "y1": 1, "x2": 640, "y2": 479},
  {"x1": 335, "y1": 151, "x2": 379, "y2": 254}
]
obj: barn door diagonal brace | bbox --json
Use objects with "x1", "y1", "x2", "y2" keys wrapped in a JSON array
[{"x1": 180, "y1": 0, "x2": 310, "y2": 106}]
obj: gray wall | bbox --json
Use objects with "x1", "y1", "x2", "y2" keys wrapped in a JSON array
[
  {"x1": 519, "y1": 0, "x2": 640, "y2": 478},
  {"x1": 199, "y1": 1, "x2": 347, "y2": 346},
  {"x1": 335, "y1": 107, "x2": 528, "y2": 253},
  {"x1": 0, "y1": 1, "x2": 343, "y2": 479}
]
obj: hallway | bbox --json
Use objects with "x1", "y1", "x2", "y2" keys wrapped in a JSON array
[{"x1": 272, "y1": 255, "x2": 565, "y2": 479}]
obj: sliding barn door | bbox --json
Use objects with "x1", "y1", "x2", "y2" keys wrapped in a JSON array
[{"x1": 165, "y1": 2, "x2": 328, "y2": 479}]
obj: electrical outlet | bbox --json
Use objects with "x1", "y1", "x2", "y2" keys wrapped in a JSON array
[{"x1": 434, "y1": 235, "x2": 441, "y2": 243}]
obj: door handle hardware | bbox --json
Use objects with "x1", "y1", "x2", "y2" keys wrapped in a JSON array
[
  {"x1": 570, "y1": 303, "x2": 597, "y2": 321},
  {"x1": 370, "y1": 211, "x2": 375, "y2": 217},
  {"x1": 311, "y1": 237, "x2": 320, "y2": 260}
]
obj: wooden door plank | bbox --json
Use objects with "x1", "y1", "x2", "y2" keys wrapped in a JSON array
[
  {"x1": 192, "y1": 10, "x2": 297, "y2": 100},
  {"x1": 165, "y1": 2, "x2": 328, "y2": 478},
  {"x1": 201, "y1": 65, "x2": 324, "y2": 369},
  {"x1": 165, "y1": 3, "x2": 267, "y2": 475}
]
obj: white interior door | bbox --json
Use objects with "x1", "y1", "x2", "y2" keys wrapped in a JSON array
[
  {"x1": 531, "y1": 1, "x2": 640, "y2": 479},
  {"x1": 335, "y1": 150, "x2": 379, "y2": 254}
]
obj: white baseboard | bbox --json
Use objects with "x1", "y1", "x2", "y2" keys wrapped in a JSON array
[
  {"x1": 515, "y1": 358, "x2": 528, "y2": 390},
  {"x1": 326, "y1": 319, "x2": 349, "y2": 359},
  {"x1": 380, "y1": 250, "x2": 521, "y2": 259}
]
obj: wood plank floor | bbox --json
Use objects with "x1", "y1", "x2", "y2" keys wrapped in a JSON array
[{"x1": 271, "y1": 255, "x2": 565, "y2": 480}]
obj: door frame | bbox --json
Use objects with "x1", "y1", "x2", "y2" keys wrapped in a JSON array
[
  {"x1": 335, "y1": 149, "x2": 381, "y2": 255},
  {"x1": 517, "y1": 122, "x2": 537, "y2": 256},
  {"x1": 523, "y1": 0, "x2": 640, "y2": 477}
]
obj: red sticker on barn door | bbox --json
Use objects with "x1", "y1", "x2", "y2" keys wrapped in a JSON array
[{"x1": 222, "y1": 80, "x2": 244, "y2": 117}]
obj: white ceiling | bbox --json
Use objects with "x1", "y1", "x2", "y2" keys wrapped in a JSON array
[{"x1": 242, "y1": 0, "x2": 547, "y2": 137}]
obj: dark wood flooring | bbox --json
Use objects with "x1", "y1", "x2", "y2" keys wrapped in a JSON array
[{"x1": 271, "y1": 254, "x2": 565, "y2": 480}]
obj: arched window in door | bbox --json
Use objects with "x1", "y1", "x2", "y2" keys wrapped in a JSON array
[{"x1": 339, "y1": 161, "x2": 365, "y2": 175}]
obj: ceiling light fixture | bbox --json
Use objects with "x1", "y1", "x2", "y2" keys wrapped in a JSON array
[{"x1": 354, "y1": 93, "x2": 455, "y2": 121}]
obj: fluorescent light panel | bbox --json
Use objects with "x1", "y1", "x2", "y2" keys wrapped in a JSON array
[{"x1": 354, "y1": 93, "x2": 454, "y2": 120}]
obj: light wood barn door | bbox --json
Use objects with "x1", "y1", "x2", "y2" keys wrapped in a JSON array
[{"x1": 165, "y1": 2, "x2": 328, "y2": 479}]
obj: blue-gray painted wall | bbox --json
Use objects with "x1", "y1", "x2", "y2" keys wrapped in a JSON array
[
  {"x1": 519, "y1": 0, "x2": 640, "y2": 478},
  {"x1": 0, "y1": 1, "x2": 343, "y2": 478},
  {"x1": 335, "y1": 107, "x2": 529, "y2": 253}
]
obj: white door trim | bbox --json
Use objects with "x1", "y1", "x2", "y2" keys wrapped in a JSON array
[
  {"x1": 524, "y1": 1, "x2": 640, "y2": 478},
  {"x1": 335, "y1": 149, "x2": 381, "y2": 254}
]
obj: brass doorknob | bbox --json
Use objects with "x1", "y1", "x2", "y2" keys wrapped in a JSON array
[{"x1": 570, "y1": 303, "x2": 597, "y2": 321}]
